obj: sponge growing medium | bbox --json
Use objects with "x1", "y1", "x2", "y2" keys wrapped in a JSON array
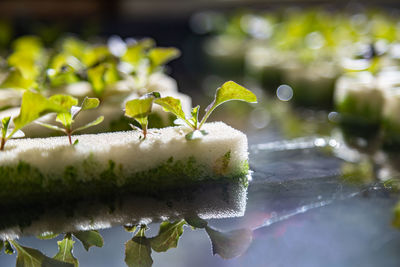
[{"x1": 0, "y1": 122, "x2": 249, "y2": 206}]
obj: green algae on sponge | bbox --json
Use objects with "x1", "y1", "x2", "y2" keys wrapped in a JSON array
[{"x1": 0, "y1": 122, "x2": 250, "y2": 205}]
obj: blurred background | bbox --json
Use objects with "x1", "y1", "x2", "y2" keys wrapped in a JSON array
[{"x1": 1, "y1": 0, "x2": 399, "y2": 106}]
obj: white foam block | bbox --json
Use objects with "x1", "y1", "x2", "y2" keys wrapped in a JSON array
[{"x1": 2, "y1": 122, "x2": 248, "y2": 182}]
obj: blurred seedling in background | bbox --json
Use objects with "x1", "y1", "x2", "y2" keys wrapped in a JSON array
[{"x1": 36, "y1": 96, "x2": 104, "y2": 145}]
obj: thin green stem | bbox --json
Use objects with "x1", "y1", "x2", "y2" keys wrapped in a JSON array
[
  {"x1": 198, "y1": 106, "x2": 215, "y2": 130},
  {"x1": 181, "y1": 117, "x2": 196, "y2": 130},
  {"x1": 66, "y1": 128, "x2": 72, "y2": 145},
  {"x1": 142, "y1": 122, "x2": 148, "y2": 139}
]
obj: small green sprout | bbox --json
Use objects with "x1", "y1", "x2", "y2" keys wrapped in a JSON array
[
  {"x1": 124, "y1": 92, "x2": 161, "y2": 139},
  {"x1": 36, "y1": 96, "x2": 104, "y2": 145},
  {"x1": 0, "y1": 90, "x2": 67, "y2": 150},
  {"x1": 154, "y1": 81, "x2": 257, "y2": 140},
  {"x1": 0, "y1": 116, "x2": 24, "y2": 151}
]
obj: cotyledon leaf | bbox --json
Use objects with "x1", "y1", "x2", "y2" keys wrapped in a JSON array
[
  {"x1": 53, "y1": 236, "x2": 78, "y2": 267},
  {"x1": 9, "y1": 240, "x2": 73, "y2": 267},
  {"x1": 154, "y1": 96, "x2": 194, "y2": 129},
  {"x1": 125, "y1": 92, "x2": 160, "y2": 129},
  {"x1": 71, "y1": 116, "x2": 104, "y2": 134},
  {"x1": 205, "y1": 226, "x2": 253, "y2": 259},
  {"x1": 37, "y1": 232, "x2": 60, "y2": 240},
  {"x1": 198, "y1": 81, "x2": 257, "y2": 129},
  {"x1": 71, "y1": 97, "x2": 100, "y2": 119},
  {"x1": 149, "y1": 220, "x2": 186, "y2": 252},
  {"x1": 12, "y1": 90, "x2": 67, "y2": 136},
  {"x1": 73, "y1": 230, "x2": 104, "y2": 251},
  {"x1": 125, "y1": 227, "x2": 153, "y2": 267},
  {"x1": 148, "y1": 47, "x2": 180, "y2": 71}
]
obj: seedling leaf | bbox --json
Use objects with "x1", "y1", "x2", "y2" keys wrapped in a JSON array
[
  {"x1": 154, "y1": 96, "x2": 194, "y2": 128},
  {"x1": 35, "y1": 121, "x2": 65, "y2": 132},
  {"x1": 124, "y1": 225, "x2": 137, "y2": 233},
  {"x1": 125, "y1": 227, "x2": 153, "y2": 267},
  {"x1": 49, "y1": 95, "x2": 79, "y2": 110},
  {"x1": 71, "y1": 97, "x2": 100, "y2": 119},
  {"x1": 149, "y1": 220, "x2": 186, "y2": 252},
  {"x1": 49, "y1": 95, "x2": 78, "y2": 127},
  {"x1": 185, "y1": 216, "x2": 208, "y2": 229},
  {"x1": 122, "y1": 38, "x2": 155, "y2": 67},
  {"x1": 81, "y1": 97, "x2": 100, "y2": 110},
  {"x1": 0, "y1": 68, "x2": 36, "y2": 90},
  {"x1": 56, "y1": 113, "x2": 73, "y2": 129},
  {"x1": 87, "y1": 63, "x2": 119, "y2": 97},
  {"x1": 12, "y1": 90, "x2": 67, "y2": 137},
  {"x1": 205, "y1": 226, "x2": 253, "y2": 259},
  {"x1": 148, "y1": 47, "x2": 180, "y2": 71},
  {"x1": 1, "y1": 117, "x2": 11, "y2": 138},
  {"x1": 53, "y1": 236, "x2": 78, "y2": 266},
  {"x1": 10, "y1": 240, "x2": 73, "y2": 267},
  {"x1": 199, "y1": 81, "x2": 257, "y2": 129},
  {"x1": 37, "y1": 232, "x2": 59, "y2": 240},
  {"x1": 190, "y1": 105, "x2": 200, "y2": 128},
  {"x1": 73, "y1": 230, "x2": 104, "y2": 251},
  {"x1": 71, "y1": 116, "x2": 104, "y2": 133},
  {"x1": 125, "y1": 92, "x2": 160, "y2": 138}
]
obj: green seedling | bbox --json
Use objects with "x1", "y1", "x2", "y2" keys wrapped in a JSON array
[
  {"x1": 124, "y1": 92, "x2": 161, "y2": 139},
  {"x1": 0, "y1": 36, "x2": 44, "y2": 91},
  {"x1": 36, "y1": 96, "x2": 104, "y2": 145},
  {"x1": 87, "y1": 62, "x2": 120, "y2": 98},
  {"x1": 154, "y1": 81, "x2": 257, "y2": 140},
  {"x1": 0, "y1": 90, "x2": 67, "y2": 150}
]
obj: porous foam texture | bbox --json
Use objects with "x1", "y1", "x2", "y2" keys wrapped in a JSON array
[
  {"x1": 2, "y1": 122, "x2": 247, "y2": 176},
  {"x1": 0, "y1": 122, "x2": 249, "y2": 211},
  {"x1": 0, "y1": 181, "x2": 247, "y2": 239}
]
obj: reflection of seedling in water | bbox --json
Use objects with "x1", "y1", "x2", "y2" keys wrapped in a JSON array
[
  {"x1": 36, "y1": 96, "x2": 104, "y2": 145},
  {"x1": 124, "y1": 92, "x2": 160, "y2": 139},
  {"x1": 154, "y1": 81, "x2": 257, "y2": 140},
  {"x1": 123, "y1": 217, "x2": 253, "y2": 267},
  {"x1": 0, "y1": 90, "x2": 67, "y2": 151},
  {"x1": 1, "y1": 218, "x2": 252, "y2": 267},
  {"x1": 1, "y1": 230, "x2": 103, "y2": 267}
]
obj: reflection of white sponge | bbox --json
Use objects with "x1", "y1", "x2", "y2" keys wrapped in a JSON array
[{"x1": 0, "y1": 181, "x2": 247, "y2": 239}]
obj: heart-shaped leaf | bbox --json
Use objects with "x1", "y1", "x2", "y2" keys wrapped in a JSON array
[{"x1": 125, "y1": 227, "x2": 153, "y2": 267}]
